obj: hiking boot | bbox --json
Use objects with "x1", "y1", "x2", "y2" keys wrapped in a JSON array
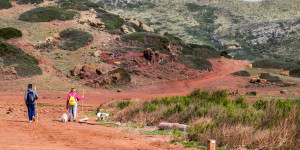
[
  {"x1": 32, "y1": 116, "x2": 35, "y2": 122},
  {"x1": 68, "y1": 120, "x2": 71, "y2": 122}
]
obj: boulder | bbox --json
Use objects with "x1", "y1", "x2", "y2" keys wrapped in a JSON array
[
  {"x1": 8, "y1": 107, "x2": 14, "y2": 112},
  {"x1": 45, "y1": 37, "x2": 55, "y2": 44},
  {"x1": 248, "y1": 64, "x2": 253, "y2": 68},
  {"x1": 96, "y1": 68, "x2": 103, "y2": 75},
  {"x1": 10, "y1": 67, "x2": 17, "y2": 75},
  {"x1": 128, "y1": 18, "x2": 141, "y2": 27},
  {"x1": 121, "y1": 25, "x2": 136, "y2": 34},
  {"x1": 140, "y1": 23, "x2": 154, "y2": 32},
  {"x1": 114, "y1": 61, "x2": 121, "y2": 65},
  {"x1": 94, "y1": 50, "x2": 102, "y2": 57},
  {"x1": 70, "y1": 65, "x2": 82, "y2": 76},
  {"x1": 143, "y1": 48, "x2": 163, "y2": 64}
]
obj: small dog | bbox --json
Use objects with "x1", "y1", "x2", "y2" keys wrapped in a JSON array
[
  {"x1": 97, "y1": 112, "x2": 109, "y2": 120},
  {"x1": 61, "y1": 113, "x2": 68, "y2": 122}
]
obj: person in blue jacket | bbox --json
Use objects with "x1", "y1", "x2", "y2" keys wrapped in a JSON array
[{"x1": 24, "y1": 84, "x2": 38, "y2": 123}]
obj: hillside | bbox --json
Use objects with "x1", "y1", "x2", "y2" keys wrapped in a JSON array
[
  {"x1": 96, "y1": 0, "x2": 300, "y2": 62},
  {"x1": 0, "y1": 0, "x2": 222, "y2": 90}
]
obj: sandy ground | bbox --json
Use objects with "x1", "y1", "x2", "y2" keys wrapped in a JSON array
[{"x1": 0, "y1": 58, "x2": 250, "y2": 150}]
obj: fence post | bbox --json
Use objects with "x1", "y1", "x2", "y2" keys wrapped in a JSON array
[{"x1": 207, "y1": 139, "x2": 216, "y2": 150}]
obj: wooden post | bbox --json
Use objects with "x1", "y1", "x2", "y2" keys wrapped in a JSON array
[{"x1": 207, "y1": 139, "x2": 216, "y2": 150}]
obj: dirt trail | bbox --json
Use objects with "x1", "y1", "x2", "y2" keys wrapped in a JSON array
[{"x1": 0, "y1": 118, "x2": 181, "y2": 150}]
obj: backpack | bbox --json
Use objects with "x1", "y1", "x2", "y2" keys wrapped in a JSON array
[
  {"x1": 69, "y1": 94, "x2": 76, "y2": 106},
  {"x1": 27, "y1": 90, "x2": 35, "y2": 103}
]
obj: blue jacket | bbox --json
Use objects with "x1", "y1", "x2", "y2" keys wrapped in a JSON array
[{"x1": 25, "y1": 88, "x2": 39, "y2": 104}]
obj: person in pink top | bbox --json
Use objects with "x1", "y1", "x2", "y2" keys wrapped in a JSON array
[{"x1": 66, "y1": 88, "x2": 84, "y2": 122}]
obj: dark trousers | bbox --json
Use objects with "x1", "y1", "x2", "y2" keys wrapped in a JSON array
[{"x1": 27, "y1": 103, "x2": 35, "y2": 121}]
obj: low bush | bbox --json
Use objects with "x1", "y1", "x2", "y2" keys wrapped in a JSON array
[
  {"x1": 19, "y1": 7, "x2": 77, "y2": 22},
  {"x1": 97, "y1": 12, "x2": 124, "y2": 30},
  {"x1": 0, "y1": 0, "x2": 12, "y2": 9},
  {"x1": 290, "y1": 68, "x2": 300, "y2": 78},
  {"x1": 117, "y1": 101, "x2": 131, "y2": 109},
  {"x1": 122, "y1": 32, "x2": 170, "y2": 52},
  {"x1": 259, "y1": 73, "x2": 283, "y2": 83},
  {"x1": 252, "y1": 59, "x2": 300, "y2": 70},
  {"x1": 0, "y1": 41, "x2": 42, "y2": 77},
  {"x1": 163, "y1": 32, "x2": 185, "y2": 46},
  {"x1": 110, "y1": 68, "x2": 131, "y2": 85},
  {"x1": 246, "y1": 91, "x2": 257, "y2": 96},
  {"x1": 58, "y1": 0, "x2": 106, "y2": 13},
  {"x1": 0, "y1": 27, "x2": 22, "y2": 40},
  {"x1": 59, "y1": 28, "x2": 93, "y2": 51},
  {"x1": 187, "y1": 44, "x2": 220, "y2": 59},
  {"x1": 110, "y1": 89, "x2": 300, "y2": 149},
  {"x1": 17, "y1": 0, "x2": 43, "y2": 4},
  {"x1": 231, "y1": 70, "x2": 250, "y2": 77}
]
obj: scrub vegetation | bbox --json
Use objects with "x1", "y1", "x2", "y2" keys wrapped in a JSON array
[{"x1": 112, "y1": 89, "x2": 300, "y2": 149}]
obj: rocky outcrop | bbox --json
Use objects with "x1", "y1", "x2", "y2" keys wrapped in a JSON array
[
  {"x1": 128, "y1": 18, "x2": 141, "y2": 27},
  {"x1": 143, "y1": 48, "x2": 163, "y2": 64},
  {"x1": 250, "y1": 23, "x2": 286, "y2": 45},
  {"x1": 93, "y1": 50, "x2": 102, "y2": 57},
  {"x1": 10, "y1": 66, "x2": 17, "y2": 75},
  {"x1": 121, "y1": 25, "x2": 136, "y2": 34},
  {"x1": 70, "y1": 66, "x2": 131, "y2": 88},
  {"x1": 140, "y1": 23, "x2": 154, "y2": 32}
]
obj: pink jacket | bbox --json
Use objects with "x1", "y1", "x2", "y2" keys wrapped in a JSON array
[{"x1": 66, "y1": 92, "x2": 83, "y2": 105}]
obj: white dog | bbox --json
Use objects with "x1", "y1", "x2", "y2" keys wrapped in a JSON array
[
  {"x1": 97, "y1": 112, "x2": 109, "y2": 120},
  {"x1": 61, "y1": 113, "x2": 68, "y2": 122}
]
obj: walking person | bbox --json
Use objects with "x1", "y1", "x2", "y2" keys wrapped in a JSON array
[
  {"x1": 66, "y1": 88, "x2": 84, "y2": 122},
  {"x1": 25, "y1": 84, "x2": 38, "y2": 123}
]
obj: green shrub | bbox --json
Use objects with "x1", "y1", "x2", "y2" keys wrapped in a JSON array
[
  {"x1": 58, "y1": 0, "x2": 105, "y2": 13},
  {"x1": 0, "y1": 0, "x2": 12, "y2": 9},
  {"x1": 246, "y1": 91, "x2": 257, "y2": 96},
  {"x1": 188, "y1": 44, "x2": 220, "y2": 59},
  {"x1": 19, "y1": 7, "x2": 77, "y2": 22},
  {"x1": 253, "y1": 99, "x2": 268, "y2": 110},
  {"x1": 122, "y1": 32, "x2": 170, "y2": 52},
  {"x1": 117, "y1": 101, "x2": 131, "y2": 109},
  {"x1": 259, "y1": 73, "x2": 283, "y2": 83},
  {"x1": 188, "y1": 122, "x2": 216, "y2": 141},
  {"x1": 17, "y1": 0, "x2": 43, "y2": 4},
  {"x1": 231, "y1": 70, "x2": 250, "y2": 77},
  {"x1": 220, "y1": 51, "x2": 228, "y2": 57},
  {"x1": 0, "y1": 41, "x2": 42, "y2": 77},
  {"x1": 252, "y1": 60, "x2": 299, "y2": 70},
  {"x1": 290, "y1": 68, "x2": 300, "y2": 77},
  {"x1": 164, "y1": 32, "x2": 185, "y2": 46},
  {"x1": 0, "y1": 27, "x2": 22, "y2": 39},
  {"x1": 97, "y1": 12, "x2": 125, "y2": 30},
  {"x1": 59, "y1": 28, "x2": 93, "y2": 51}
]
